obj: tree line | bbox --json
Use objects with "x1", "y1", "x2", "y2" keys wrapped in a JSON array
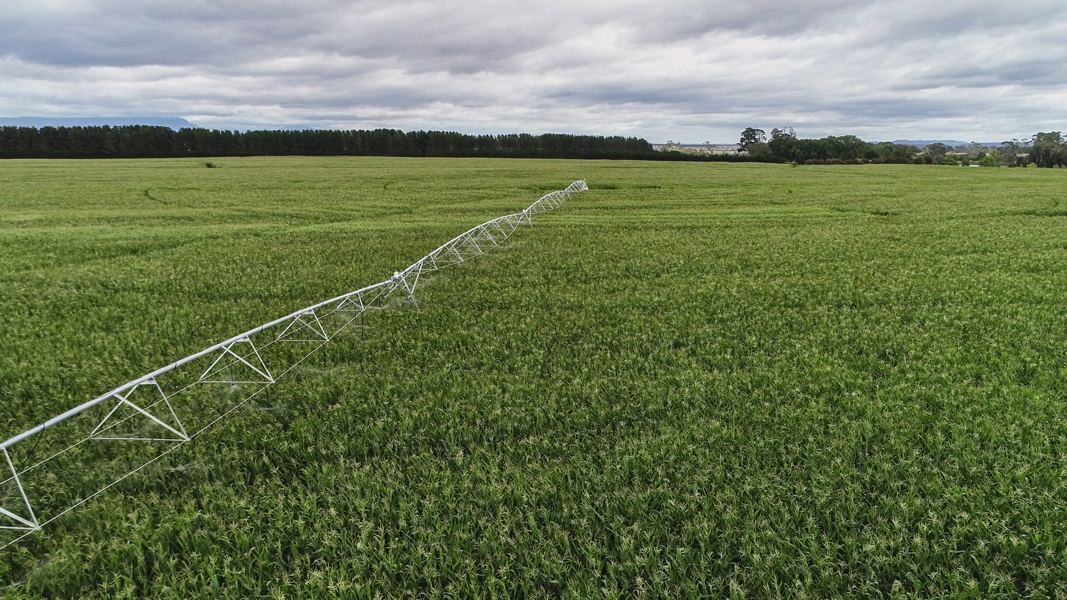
[
  {"x1": 1026, "y1": 132, "x2": 1067, "y2": 168},
  {"x1": 12, "y1": 123, "x2": 1059, "y2": 166},
  {"x1": 738, "y1": 127, "x2": 1067, "y2": 167},
  {"x1": 0, "y1": 125, "x2": 734, "y2": 161},
  {"x1": 739, "y1": 127, "x2": 918, "y2": 164}
]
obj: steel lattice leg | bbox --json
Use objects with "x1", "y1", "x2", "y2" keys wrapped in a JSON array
[{"x1": 0, "y1": 448, "x2": 38, "y2": 531}]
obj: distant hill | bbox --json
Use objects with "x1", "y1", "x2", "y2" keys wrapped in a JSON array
[
  {"x1": 0, "y1": 117, "x2": 196, "y2": 130},
  {"x1": 891, "y1": 140, "x2": 1001, "y2": 148}
]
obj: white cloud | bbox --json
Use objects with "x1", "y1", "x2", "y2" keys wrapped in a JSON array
[{"x1": 1, "y1": 0, "x2": 1065, "y2": 141}]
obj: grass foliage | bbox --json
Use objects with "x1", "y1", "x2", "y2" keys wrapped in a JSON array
[{"x1": 2, "y1": 158, "x2": 1067, "y2": 597}]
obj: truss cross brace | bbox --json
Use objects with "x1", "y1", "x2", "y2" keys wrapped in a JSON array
[
  {"x1": 276, "y1": 309, "x2": 330, "y2": 342},
  {"x1": 479, "y1": 226, "x2": 498, "y2": 246},
  {"x1": 0, "y1": 448, "x2": 39, "y2": 531},
  {"x1": 336, "y1": 292, "x2": 366, "y2": 313},
  {"x1": 392, "y1": 270, "x2": 420, "y2": 303},
  {"x1": 199, "y1": 337, "x2": 274, "y2": 384},
  {"x1": 90, "y1": 379, "x2": 189, "y2": 442}
]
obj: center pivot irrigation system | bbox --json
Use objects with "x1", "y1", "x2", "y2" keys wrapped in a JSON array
[{"x1": 0, "y1": 180, "x2": 588, "y2": 549}]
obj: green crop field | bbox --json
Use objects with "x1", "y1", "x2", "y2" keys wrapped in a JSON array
[{"x1": 2, "y1": 157, "x2": 1067, "y2": 598}]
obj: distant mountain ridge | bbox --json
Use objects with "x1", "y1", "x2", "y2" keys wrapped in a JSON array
[{"x1": 0, "y1": 117, "x2": 196, "y2": 130}]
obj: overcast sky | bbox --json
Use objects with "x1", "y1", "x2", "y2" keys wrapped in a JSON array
[{"x1": 1, "y1": 0, "x2": 1065, "y2": 142}]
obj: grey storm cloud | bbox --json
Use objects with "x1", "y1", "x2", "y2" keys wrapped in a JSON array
[{"x1": 1, "y1": 0, "x2": 1065, "y2": 141}]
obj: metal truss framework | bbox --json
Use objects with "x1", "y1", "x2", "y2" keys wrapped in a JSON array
[{"x1": 0, "y1": 180, "x2": 587, "y2": 546}]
